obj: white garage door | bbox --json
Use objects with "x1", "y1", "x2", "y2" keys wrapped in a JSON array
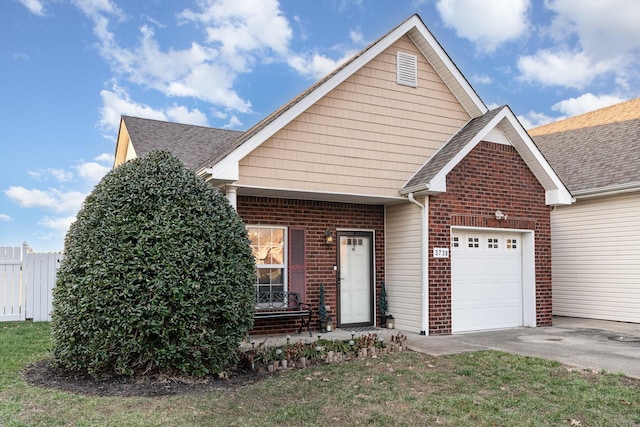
[{"x1": 451, "y1": 231, "x2": 523, "y2": 332}]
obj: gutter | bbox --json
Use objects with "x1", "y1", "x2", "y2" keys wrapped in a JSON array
[
  {"x1": 572, "y1": 182, "x2": 640, "y2": 200},
  {"x1": 408, "y1": 192, "x2": 429, "y2": 336}
]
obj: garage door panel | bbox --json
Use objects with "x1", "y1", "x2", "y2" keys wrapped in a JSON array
[{"x1": 452, "y1": 231, "x2": 523, "y2": 332}]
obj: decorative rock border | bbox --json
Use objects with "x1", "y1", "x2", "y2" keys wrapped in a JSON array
[{"x1": 242, "y1": 332, "x2": 408, "y2": 373}]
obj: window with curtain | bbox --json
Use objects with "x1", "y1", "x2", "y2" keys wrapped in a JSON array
[{"x1": 247, "y1": 226, "x2": 286, "y2": 295}]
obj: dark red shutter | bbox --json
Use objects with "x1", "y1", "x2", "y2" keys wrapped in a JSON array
[{"x1": 289, "y1": 228, "x2": 306, "y2": 302}]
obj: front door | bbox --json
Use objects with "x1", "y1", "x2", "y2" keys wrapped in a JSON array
[{"x1": 338, "y1": 232, "x2": 374, "y2": 327}]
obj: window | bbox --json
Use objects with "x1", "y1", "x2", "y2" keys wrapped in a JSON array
[
  {"x1": 247, "y1": 226, "x2": 286, "y2": 294},
  {"x1": 452, "y1": 236, "x2": 460, "y2": 248},
  {"x1": 467, "y1": 237, "x2": 480, "y2": 249},
  {"x1": 487, "y1": 238, "x2": 499, "y2": 249},
  {"x1": 506, "y1": 238, "x2": 518, "y2": 250}
]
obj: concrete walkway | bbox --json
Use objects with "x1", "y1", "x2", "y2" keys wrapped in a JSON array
[{"x1": 246, "y1": 317, "x2": 640, "y2": 378}]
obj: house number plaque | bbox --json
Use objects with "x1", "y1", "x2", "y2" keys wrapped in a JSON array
[{"x1": 433, "y1": 247, "x2": 449, "y2": 258}]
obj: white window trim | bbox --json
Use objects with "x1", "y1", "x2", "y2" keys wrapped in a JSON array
[{"x1": 247, "y1": 225, "x2": 288, "y2": 293}]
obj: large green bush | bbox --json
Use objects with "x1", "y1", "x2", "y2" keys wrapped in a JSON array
[{"x1": 51, "y1": 150, "x2": 256, "y2": 378}]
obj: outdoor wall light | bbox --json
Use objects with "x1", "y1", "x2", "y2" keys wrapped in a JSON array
[
  {"x1": 325, "y1": 229, "x2": 334, "y2": 244},
  {"x1": 495, "y1": 210, "x2": 508, "y2": 220}
]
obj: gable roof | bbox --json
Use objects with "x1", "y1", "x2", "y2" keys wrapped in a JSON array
[
  {"x1": 402, "y1": 106, "x2": 573, "y2": 205},
  {"x1": 533, "y1": 118, "x2": 640, "y2": 197},
  {"x1": 198, "y1": 14, "x2": 487, "y2": 182},
  {"x1": 403, "y1": 107, "x2": 503, "y2": 191},
  {"x1": 120, "y1": 116, "x2": 242, "y2": 170}
]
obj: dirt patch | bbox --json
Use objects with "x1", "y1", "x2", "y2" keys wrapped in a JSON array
[{"x1": 23, "y1": 359, "x2": 275, "y2": 398}]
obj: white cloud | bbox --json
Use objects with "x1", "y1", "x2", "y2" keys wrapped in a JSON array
[
  {"x1": 349, "y1": 30, "x2": 363, "y2": 44},
  {"x1": 0, "y1": 213, "x2": 13, "y2": 222},
  {"x1": 166, "y1": 105, "x2": 209, "y2": 126},
  {"x1": 179, "y1": 0, "x2": 292, "y2": 66},
  {"x1": 288, "y1": 50, "x2": 355, "y2": 80},
  {"x1": 472, "y1": 74, "x2": 493, "y2": 85},
  {"x1": 436, "y1": 0, "x2": 530, "y2": 53},
  {"x1": 70, "y1": 0, "x2": 124, "y2": 20},
  {"x1": 5, "y1": 187, "x2": 85, "y2": 213},
  {"x1": 223, "y1": 114, "x2": 243, "y2": 129},
  {"x1": 546, "y1": 0, "x2": 640, "y2": 62},
  {"x1": 28, "y1": 168, "x2": 74, "y2": 183},
  {"x1": 518, "y1": 111, "x2": 560, "y2": 130},
  {"x1": 99, "y1": 83, "x2": 217, "y2": 133},
  {"x1": 38, "y1": 216, "x2": 77, "y2": 233},
  {"x1": 95, "y1": 153, "x2": 114, "y2": 163},
  {"x1": 551, "y1": 93, "x2": 627, "y2": 117},
  {"x1": 75, "y1": 162, "x2": 110, "y2": 184},
  {"x1": 19, "y1": 0, "x2": 45, "y2": 16},
  {"x1": 517, "y1": 50, "x2": 613, "y2": 89},
  {"x1": 99, "y1": 83, "x2": 167, "y2": 133},
  {"x1": 518, "y1": 1, "x2": 640, "y2": 90},
  {"x1": 50, "y1": 169, "x2": 74, "y2": 182}
]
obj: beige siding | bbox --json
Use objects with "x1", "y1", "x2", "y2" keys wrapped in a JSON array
[
  {"x1": 238, "y1": 35, "x2": 470, "y2": 198},
  {"x1": 551, "y1": 193, "x2": 640, "y2": 323},
  {"x1": 385, "y1": 201, "x2": 423, "y2": 332},
  {"x1": 114, "y1": 123, "x2": 134, "y2": 167}
]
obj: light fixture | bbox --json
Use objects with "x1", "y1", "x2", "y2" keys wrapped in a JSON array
[
  {"x1": 495, "y1": 210, "x2": 508, "y2": 220},
  {"x1": 324, "y1": 229, "x2": 334, "y2": 244}
]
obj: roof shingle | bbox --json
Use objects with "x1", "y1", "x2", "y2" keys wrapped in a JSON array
[
  {"x1": 529, "y1": 98, "x2": 640, "y2": 136},
  {"x1": 122, "y1": 116, "x2": 242, "y2": 170},
  {"x1": 533, "y1": 118, "x2": 640, "y2": 193}
]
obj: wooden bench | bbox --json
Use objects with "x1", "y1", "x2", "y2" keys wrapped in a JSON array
[{"x1": 254, "y1": 291, "x2": 313, "y2": 337}]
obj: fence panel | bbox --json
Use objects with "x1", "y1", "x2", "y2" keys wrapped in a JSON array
[
  {"x1": 0, "y1": 246, "x2": 26, "y2": 321},
  {"x1": 24, "y1": 252, "x2": 62, "y2": 322}
]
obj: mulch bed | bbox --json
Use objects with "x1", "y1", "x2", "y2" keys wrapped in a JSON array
[{"x1": 23, "y1": 359, "x2": 275, "y2": 398}]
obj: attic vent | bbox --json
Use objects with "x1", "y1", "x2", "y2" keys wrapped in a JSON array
[{"x1": 397, "y1": 52, "x2": 417, "y2": 87}]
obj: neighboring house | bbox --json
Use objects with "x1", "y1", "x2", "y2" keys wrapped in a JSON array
[
  {"x1": 531, "y1": 98, "x2": 640, "y2": 324},
  {"x1": 114, "y1": 15, "x2": 571, "y2": 335}
]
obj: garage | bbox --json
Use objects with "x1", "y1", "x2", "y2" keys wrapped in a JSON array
[{"x1": 451, "y1": 230, "x2": 524, "y2": 332}]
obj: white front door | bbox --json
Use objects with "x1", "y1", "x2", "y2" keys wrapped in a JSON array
[{"x1": 338, "y1": 233, "x2": 373, "y2": 326}]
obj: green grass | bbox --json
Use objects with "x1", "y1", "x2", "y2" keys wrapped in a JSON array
[{"x1": 1, "y1": 322, "x2": 639, "y2": 426}]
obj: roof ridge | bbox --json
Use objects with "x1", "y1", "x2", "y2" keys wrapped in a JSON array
[{"x1": 123, "y1": 115, "x2": 244, "y2": 134}]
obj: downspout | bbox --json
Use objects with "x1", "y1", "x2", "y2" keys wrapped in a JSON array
[{"x1": 408, "y1": 193, "x2": 428, "y2": 336}]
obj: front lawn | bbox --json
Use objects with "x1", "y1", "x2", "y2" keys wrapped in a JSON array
[{"x1": 1, "y1": 322, "x2": 638, "y2": 426}]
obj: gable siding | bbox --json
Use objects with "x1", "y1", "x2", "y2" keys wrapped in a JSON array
[
  {"x1": 385, "y1": 201, "x2": 423, "y2": 333},
  {"x1": 238, "y1": 35, "x2": 470, "y2": 198},
  {"x1": 551, "y1": 193, "x2": 640, "y2": 323}
]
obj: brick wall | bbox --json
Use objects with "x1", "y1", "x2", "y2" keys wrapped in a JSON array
[
  {"x1": 237, "y1": 196, "x2": 385, "y2": 336},
  {"x1": 428, "y1": 141, "x2": 552, "y2": 334}
]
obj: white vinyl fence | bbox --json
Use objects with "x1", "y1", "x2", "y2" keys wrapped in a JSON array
[{"x1": 1, "y1": 243, "x2": 62, "y2": 322}]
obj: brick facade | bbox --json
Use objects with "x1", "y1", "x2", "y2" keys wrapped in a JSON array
[
  {"x1": 237, "y1": 197, "x2": 385, "y2": 336},
  {"x1": 428, "y1": 141, "x2": 552, "y2": 334},
  {"x1": 236, "y1": 141, "x2": 551, "y2": 337}
]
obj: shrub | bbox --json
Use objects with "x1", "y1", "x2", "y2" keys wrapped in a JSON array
[{"x1": 51, "y1": 150, "x2": 256, "y2": 378}]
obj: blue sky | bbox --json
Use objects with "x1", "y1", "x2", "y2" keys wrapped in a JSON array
[{"x1": 2, "y1": 0, "x2": 639, "y2": 252}]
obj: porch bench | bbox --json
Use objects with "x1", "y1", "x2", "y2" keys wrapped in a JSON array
[{"x1": 254, "y1": 291, "x2": 313, "y2": 337}]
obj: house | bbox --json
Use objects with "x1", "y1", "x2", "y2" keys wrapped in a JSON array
[
  {"x1": 114, "y1": 14, "x2": 571, "y2": 335},
  {"x1": 531, "y1": 98, "x2": 640, "y2": 324}
]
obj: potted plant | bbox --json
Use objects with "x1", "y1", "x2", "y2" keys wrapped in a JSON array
[
  {"x1": 319, "y1": 283, "x2": 333, "y2": 332},
  {"x1": 379, "y1": 282, "x2": 393, "y2": 328}
]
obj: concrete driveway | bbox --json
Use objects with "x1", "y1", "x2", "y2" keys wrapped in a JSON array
[{"x1": 404, "y1": 316, "x2": 640, "y2": 378}]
